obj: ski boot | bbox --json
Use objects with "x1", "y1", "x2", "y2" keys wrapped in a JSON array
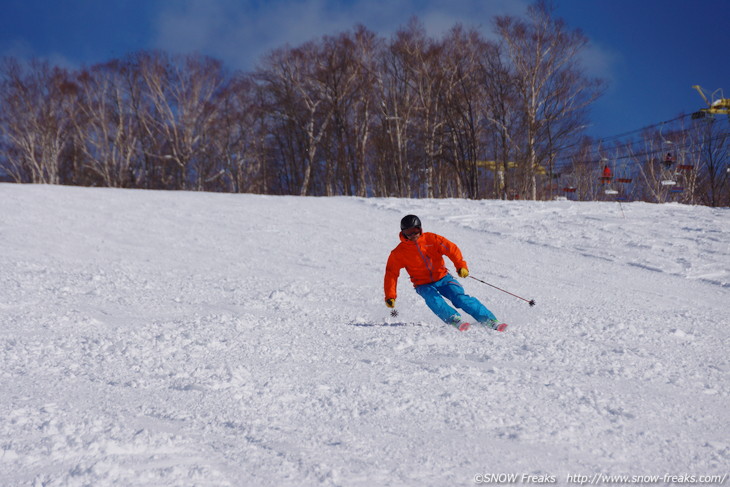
[
  {"x1": 449, "y1": 315, "x2": 471, "y2": 331},
  {"x1": 481, "y1": 319, "x2": 508, "y2": 332}
]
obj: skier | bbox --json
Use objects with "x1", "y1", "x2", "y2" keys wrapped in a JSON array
[
  {"x1": 384, "y1": 215, "x2": 506, "y2": 332},
  {"x1": 601, "y1": 165, "x2": 612, "y2": 182}
]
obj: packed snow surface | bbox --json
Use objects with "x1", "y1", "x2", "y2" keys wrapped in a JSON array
[{"x1": 1, "y1": 184, "x2": 728, "y2": 486}]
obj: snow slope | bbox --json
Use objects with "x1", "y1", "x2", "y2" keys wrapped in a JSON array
[{"x1": 1, "y1": 184, "x2": 728, "y2": 486}]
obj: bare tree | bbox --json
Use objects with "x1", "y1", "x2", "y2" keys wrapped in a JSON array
[
  {"x1": 72, "y1": 61, "x2": 140, "y2": 187},
  {"x1": 317, "y1": 26, "x2": 381, "y2": 197},
  {"x1": 437, "y1": 25, "x2": 495, "y2": 199},
  {"x1": 395, "y1": 21, "x2": 446, "y2": 198},
  {"x1": 495, "y1": 1, "x2": 604, "y2": 200},
  {"x1": 348, "y1": 26, "x2": 382, "y2": 197},
  {"x1": 256, "y1": 42, "x2": 336, "y2": 196},
  {"x1": 690, "y1": 117, "x2": 729, "y2": 207},
  {"x1": 131, "y1": 51, "x2": 229, "y2": 190},
  {"x1": 477, "y1": 40, "x2": 522, "y2": 199},
  {"x1": 372, "y1": 19, "x2": 424, "y2": 197},
  {"x1": 209, "y1": 74, "x2": 269, "y2": 193},
  {"x1": 0, "y1": 58, "x2": 78, "y2": 184},
  {"x1": 316, "y1": 30, "x2": 369, "y2": 196}
]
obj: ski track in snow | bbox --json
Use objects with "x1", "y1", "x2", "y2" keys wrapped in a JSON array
[{"x1": 0, "y1": 184, "x2": 728, "y2": 486}]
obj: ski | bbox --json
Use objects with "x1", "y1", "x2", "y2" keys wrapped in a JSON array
[{"x1": 455, "y1": 321, "x2": 507, "y2": 332}]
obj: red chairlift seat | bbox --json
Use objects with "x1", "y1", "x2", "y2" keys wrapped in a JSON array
[
  {"x1": 678, "y1": 164, "x2": 694, "y2": 171},
  {"x1": 563, "y1": 186, "x2": 577, "y2": 193},
  {"x1": 617, "y1": 177, "x2": 633, "y2": 183}
]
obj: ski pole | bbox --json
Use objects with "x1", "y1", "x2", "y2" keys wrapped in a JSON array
[{"x1": 469, "y1": 275, "x2": 536, "y2": 307}]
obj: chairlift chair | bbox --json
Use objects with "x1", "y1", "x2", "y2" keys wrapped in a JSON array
[
  {"x1": 659, "y1": 154, "x2": 679, "y2": 186},
  {"x1": 600, "y1": 164, "x2": 612, "y2": 184},
  {"x1": 598, "y1": 164, "x2": 619, "y2": 195}
]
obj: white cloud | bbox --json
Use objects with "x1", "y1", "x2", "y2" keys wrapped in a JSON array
[
  {"x1": 578, "y1": 39, "x2": 622, "y2": 90},
  {"x1": 152, "y1": 0, "x2": 529, "y2": 71},
  {"x1": 0, "y1": 38, "x2": 35, "y2": 59},
  {"x1": 0, "y1": 38, "x2": 78, "y2": 69}
]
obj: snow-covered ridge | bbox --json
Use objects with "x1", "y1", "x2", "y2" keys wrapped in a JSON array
[{"x1": 1, "y1": 184, "x2": 728, "y2": 486}]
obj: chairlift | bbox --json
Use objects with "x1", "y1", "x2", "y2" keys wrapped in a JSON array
[
  {"x1": 599, "y1": 163, "x2": 619, "y2": 194},
  {"x1": 617, "y1": 177, "x2": 633, "y2": 183},
  {"x1": 661, "y1": 172, "x2": 677, "y2": 186},
  {"x1": 562, "y1": 186, "x2": 577, "y2": 193},
  {"x1": 677, "y1": 164, "x2": 694, "y2": 172},
  {"x1": 599, "y1": 164, "x2": 612, "y2": 184},
  {"x1": 659, "y1": 153, "x2": 680, "y2": 186}
]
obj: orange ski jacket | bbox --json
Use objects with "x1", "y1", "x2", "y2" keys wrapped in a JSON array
[{"x1": 384, "y1": 232, "x2": 468, "y2": 300}]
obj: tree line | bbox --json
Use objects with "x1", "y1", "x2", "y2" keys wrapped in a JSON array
[{"x1": 1, "y1": 2, "x2": 727, "y2": 205}]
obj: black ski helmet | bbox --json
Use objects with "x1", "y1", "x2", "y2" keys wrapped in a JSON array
[{"x1": 400, "y1": 214, "x2": 422, "y2": 231}]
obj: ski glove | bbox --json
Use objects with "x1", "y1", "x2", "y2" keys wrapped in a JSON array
[
  {"x1": 458, "y1": 268, "x2": 469, "y2": 278},
  {"x1": 385, "y1": 298, "x2": 396, "y2": 308}
]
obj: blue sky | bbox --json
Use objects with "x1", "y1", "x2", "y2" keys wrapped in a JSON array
[{"x1": 1, "y1": 0, "x2": 728, "y2": 139}]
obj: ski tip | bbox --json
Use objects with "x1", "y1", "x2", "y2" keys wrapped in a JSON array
[
  {"x1": 458, "y1": 322, "x2": 471, "y2": 331},
  {"x1": 496, "y1": 323, "x2": 508, "y2": 332}
]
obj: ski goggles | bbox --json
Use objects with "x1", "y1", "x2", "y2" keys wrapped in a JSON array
[{"x1": 403, "y1": 227, "x2": 422, "y2": 237}]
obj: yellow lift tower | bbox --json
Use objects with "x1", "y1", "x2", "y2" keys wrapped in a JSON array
[{"x1": 691, "y1": 85, "x2": 730, "y2": 118}]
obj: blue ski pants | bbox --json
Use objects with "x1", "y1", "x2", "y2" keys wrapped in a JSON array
[{"x1": 415, "y1": 274, "x2": 497, "y2": 324}]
